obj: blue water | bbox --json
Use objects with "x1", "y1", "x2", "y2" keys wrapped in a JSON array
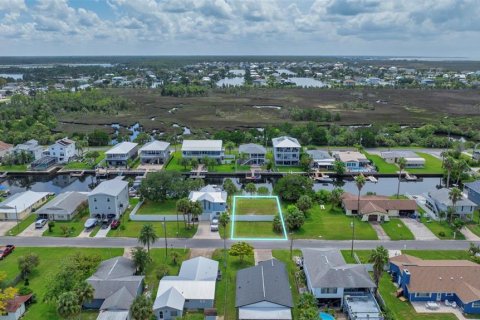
[{"x1": 319, "y1": 312, "x2": 335, "y2": 320}]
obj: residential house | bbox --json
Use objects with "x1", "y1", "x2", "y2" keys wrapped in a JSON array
[
  {"x1": 0, "y1": 141, "x2": 13, "y2": 158},
  {"x1": 85, "y1": 256, "x2": 144, "y2": 319},
  {"x1": 333, "y1": 151, "x2": 370, "y2": 172},
  {"x1": 302, "y1": 249, "x2": 376, "y2": 307},
  {"x1": 342, "y1": 193, "x2": 417, "y2": 222},
  {"x1": 236, "y1": 259, "x2": 293, "y2": 320},
  {"x1": 139, "y1": 140, "x2": 170, "y2": 164},
  {"x1": 272, "y1": 136, "x2": 301, "y2": 166},
  {"x1": 380, "y1": 150, "x2": 425, "y2": 168},
  {"x1": 238, "y1": 143, "x2": 266, "y2": 165},
  {"x1": 12, "y1": 139, "x2": 44, "y2": 161},
  {"x1": 181, "y1": 140, "x2": 224, "y2": 162},
  {"x1": 88, "y1": 177, "x2": 129, "y2": 219},
  {"x1": 188, "y1": 185, "x2": 227, "y2": 220},
  {"x1": 0, "y1": 294, "x2": 33, "y2": 320},
  {"x1": 425, "y1": 188, "x2": 477, "y2": 220},
  {"x1": 306, "y1": 150, "x2": 335, "y2": 170},
  {"x1": 105, "y1": 142, "x2": 139, "y2": 167},
  {"x1": 464, "y1": 180, "x2": 480, "y2": 206},
  {"x1": 36, "y1": 191, "x2": 88, "y2": 221},
  {"x1": 45, "y1": 137, "x2": 76, "y2": 163},
  {"x1": 390, "y1": 254, "x2": 480, "y2": 314},
  {"x1": 0, "y1": 191, "x2": 49, "y2": 221},
  {"x1": 153, "y1": 257, "x2": 219, "y2": 320}
]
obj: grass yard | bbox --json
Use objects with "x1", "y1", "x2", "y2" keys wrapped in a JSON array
[
  {"x1": 213, "y1": 249, "x2": 255, "y2": 320},
  {"x1": 273, "y1": 165, "x2": 305, "y2": 173},
  {"x1": 365, "y1": 153, "x2": 398, "y2": 174},
  {"x1": 381, "y1": 219, "x2": 415, "y2": 240},
  {"x1": 136, "y1": 199, "x2": 178, "y2": 215},
  {"x1": 63, "y1": 151, "x2": 106, "y2": 170},
  {"x1": 466, "y1": 211, "x2": 480, "y2": 237},
  {"x1": 421, "y1": 216, "x2": 465, "y2": 240},
  {"x1": 408, "y1": 152, "x2": 443, "y2": 174},
  {"x1": 232, "y1": 221, "x2": 285, "y2": 239},
  {"x1": 107, "y1": 219, "x2": 197, "y2": 238},
  {"x1": 165, "y1": 151, "x2": 250, "y2": 173},
  {"x1": 0, "y1": 164, "x2": 28, "y2": 172},
  {"x1": 293, "y1": 204, "x2": 378, "y2": 240},
  {"x1": 234, "y1": 197, "x2": 279, "y2": 215},
  {"x1": 341, "y1": 250, "x2": 472, "y2": 264},
  {"x1": 42, "y1": 208, "x2": 90, "y2": 237},
  {"x1": 0, "y1": 247, "x2": 123, "y2": 320},
  {"x1": 6, "y1": 214, "x2": 37, "y2": 236}
]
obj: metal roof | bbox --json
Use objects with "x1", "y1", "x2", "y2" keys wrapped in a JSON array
[
  {"x1": 239, "y1": 143, "x2": 266, "y2": 154},
  {"x1": 37, "y1": 191, "x2": 87, "y2": 216},
  {"x1": 306, "y1": 150, "x2": 333, "y2": 160},
  {"x1": 100, "y1": 286, "x2": 134, "y2": 311},
  {"x1": 0, "y1": 191, "x2": 49, "y2": 213},
  {"x1": 179, "y1": 256, "x2": 219, "y2": 280},
  {"x1": 181, "y1": 140, "x2": 223, "y2": 151},
  {"x1": 189, "y1": 185, "x2": 227, "y2": 204},
  {"x1": 465, "y1": 180, "x2": 480, "y2": 194},
  {"x1": 153, "y1": 287, "x2": 185, "y2": 311},
  {"x1": 106, "y1": 142, "x2": 138, "y2": 155},
  {"x1": 428, "y1": 188, "x2": 477, "y2": 207},
  {"x1": 96, "y1": 310, "x2": 129, "y2": 320},
  {"x1": 139, "y1": 140, "x2": 170, "y2": 152},
  {"x1": 89, "y1": 177, "x2": 128, "y2": 197},
  {"x1": 272, "y1": 136, "x2": 300, "y2": 148}
]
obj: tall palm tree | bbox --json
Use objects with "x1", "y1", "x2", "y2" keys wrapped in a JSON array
[
  {"x1": 131, "y1": 247, "x2": 152, "y2": 274},
  {"x1": 219, "y1": 212, "x2": 230, "y2": 268},
  {"x1": 130, "y1": 295, "x2": 153, "y2": 320},
  {"x1": 176, "y1": 197, "x2": 190, "y2": 230},
  {"x1": 454, "y1": 159, "x2": 468, "y2": 185},
  {"x1": 138, "y1": 224, "x2": 158, "y2": 253},
  {"x1": 443, "y1": 156, "x2": 455, "y2": 188},
  {"x1": 56, "y1": 291, "x2": 81, "y2": 319},
  {"x1": 189, "y1": 201, "x2": 203, "y2": 227},
  {"x1": 352, "y1": 174, "x2": 366, "y2": 257},
  {"x1": 368, "y1": 246, "x2": 389, "y2": 295},
  {"x1": 75, "y1": 282, "x2": 94, "y2": 306},
  {"x1": 448, "y1": 187, "x2": 462, "y2": 224},
  {"x1": 396, "y1": 157, "x2": 407, "y2": 198}
]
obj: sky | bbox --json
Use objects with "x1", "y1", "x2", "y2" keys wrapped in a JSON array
[{"x1": 0, "y1": 0, "x2": 479, "y2": 58}]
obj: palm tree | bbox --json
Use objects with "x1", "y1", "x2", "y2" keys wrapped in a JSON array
[
  {"x1": 396, "y1": 157, "x2": 407, "y2": 198},
  {"x1": 131, "y1": 247, "x2": 152, "y2": 274},
  {"x1": 130, "y1": 295, "x2": 153, "y2": 320},
  {"x1": 190, "y1": 201, "x2": 203, "y2": 227},
  {"x1": 138, "y1": 224, "x2": 158, "y2": 253},
  {"x1": 75, "y1": 281, "x2": 94, "y2": 306},
  {"x1": 454, "y1": 159, "x2": 468, "y2": 185},
  {"x1": 170, "y1": 251, "x2": 180, "y2": 265},
  {"x1": 352, "y1": 174, "x2": 366, "y2": 257},
  {"x1": 219, "y1": 212, "x2": 230, "y2": 268},
  {"x1": 245, "y1": 182, "x2": 257, "y2": 194},
  {"x1": 448, "y1": 187, "x2": 462, "y2": 224},
  {"x1": 56, "y1": 291, "x2": 81, "y2": 319},
  {"x1": 176, "y1": 198, "x2": 190, "y2": 229},
  {"x1": 443, "y1": 156, "x2": 455, "y2": 188},
  {"x1": 224, "y1": 141, "x2": 236, "y2": 155},
  {"x1": 368, "y1": 246, "x2": 389, "y2": 295}
]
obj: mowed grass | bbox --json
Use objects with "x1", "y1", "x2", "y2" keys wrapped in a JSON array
[
  {"x1": 165, "y1": 151, "x2": 249, "y2": 173},
  {"x1": 466, "y1": 211, "x2": 480, "y2": 237},
  {"x1": 365, "y1": 153, "x2": 399, "y2": 174},
  {"x1": 107, "y1": 220, "x2": 197, "y2": 238},
  {"x1": 6, "y1": 214, "x2": 37, "y2": 236},
  {"x1": 42, "y1": 208, "x2": 90, "y2": 237},
  {"x1": 381, "y1": 219, "x2": 415, "y2": 240},
  {"x1": 213, "y1": 249, "x2": 255, "y2": 320},
  {"x1": 293, "y1": 204, "x2": 378, "y2": 240},
  {"x1": 63, "y1": 151, "x2": 106, "y2": 170},
  {"x1": 233, "y1": 221, "x2": 285, "y2": 239},
  {"x1": 341, "y1": 250, "x2": 472, "y2": 264},
  {"x1": 408, "y1": 152, "x2": 443, "y2": 174},
  {"x1": 0, "y1": 247, "x2": 123, "y2": 320},
  {"x1": 421, "y1": 216, "x2": 465, "y2": 240},
  {"x1": 0, "y1": 164, "x2": 28, "y2": 172},
  {"x1": 136, "y1": 199, "x2": 178, "y2": 215},
  {"x1": 235, "y1": 197, "x2": 279, "y2": 215}
]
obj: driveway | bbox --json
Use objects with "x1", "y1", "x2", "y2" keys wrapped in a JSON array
[
  {"x1": 254, "y1": 249, "x2": 273, "y2": 265},
  {"x1": 76, "y1": 229, "x2": 93, "y2": 238},
  {"x1": 0, "y1": 221, "x2": 16, "y2": 236},
  {"x1": 371, "y1": 223, "x2": 390, "y2": 240},
  {"x1": 18, "y1": 222, "x2": 47, "y2": 237},
  {"x1": 402, "y1": 218, "x2": 437, "y2": 240},
  {"x1": 94, "y1": 226, "x2": 110, "y2": 238},
  {"x1": 193, "y1": 221, "x2": 221, "y2": 240},
  {"x1": 461, "y1": 227, "x2": 480, "y2": 241}
]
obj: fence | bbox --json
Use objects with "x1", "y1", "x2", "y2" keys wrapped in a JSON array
[{"x1": 234, "y1": 215, "x2": 275, "y2": 222}]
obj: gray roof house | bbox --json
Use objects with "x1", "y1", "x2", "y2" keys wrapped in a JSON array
[
  {"x1": 85, "y1": 256, "x2": 144, "y2": 318},
  {"x1": 36, "y1": 191, "x2": 88, "y2": 221},
  {"x1": 105, "y1": 142, "x2": 138, "y2": 167},
  {"x1": 272, "y1": 136, "x2": 301, "y2": 166},
  {"x1": 88, "y1": 177, "x2": 129, "y2": 219},
  {"x1": 238, "y1": 143, "x2": 267, "y2": 165},
  {"x1": 465, "y1": 180, "x2": 480, "y2": 206},
  {"x1": 153, "y1": 257, "x2": 219, "y2": 320},
  {"x1": 306, "y1": 150, "x2": 335, "y2": 169},
  {"x1": 12, "y1": 139, "x2": 45, "y2": 161},
  {"x1": 236, "y1": 259, "x2": 293, "y2": 320},
  {"x1": 302, "y1": 249, "x2": 376, "y2": 307},
  {"x1": 425, "y1": 188, "x2": 477, "y2": 219},
  {"x1": 188, "y1": 185, "x2": 227, "y2": 220},
  {"x1": 139, "y1": 140, "x2": 170, "y2": 164}
]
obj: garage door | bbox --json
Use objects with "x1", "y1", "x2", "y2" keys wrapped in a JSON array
[{"x1": 368, "y1": 215, "x2": 378, "y2": 222}]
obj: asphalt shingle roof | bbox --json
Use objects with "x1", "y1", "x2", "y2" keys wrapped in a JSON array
[
  {"x1": 36, "y1": 191, "x2": 87, "y2": 216},
  {"x1": 89, "y1": 177, "x2": 128, "y2": 197}
]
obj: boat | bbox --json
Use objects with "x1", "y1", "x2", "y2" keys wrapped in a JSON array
[
  {"x1": 311, "y1": 170, "x2": 333, "y2": 182},
  {"x1": 70, "y1": 170, "x2": 85, "y2": 177},
  {"x1": 366, "y1": 175, "x2": 378, "y2": 183}
]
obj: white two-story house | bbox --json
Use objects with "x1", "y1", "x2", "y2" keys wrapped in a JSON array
[
  {"x1": 139, "y1": 140, "x2": 170, "y2": 164},
  {"x1": 88, "y1": 177, "x2": 129, "y2": 220},
  {"x1": 181, "y1": 140, "x2": 224, "y2": 163},
  {"x1": 105, "y1": 142, "x2": 139, "y2": 167},
  {"x1": 45, "y1": 138, "x2": 76, "y2": 163},
  {"x1": 272, "y1": 136, "x2": 301, "y2": 166}
]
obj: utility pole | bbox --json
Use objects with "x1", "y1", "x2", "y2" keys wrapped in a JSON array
[
  {"x1": 163, "y1": 217, "x2": 167, "y2": 260},
  {"x1": 15, "y1": 205, "x2": 19, "y2": 233}
]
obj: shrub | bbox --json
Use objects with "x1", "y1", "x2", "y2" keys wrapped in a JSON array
[{"x1": 438, "y1": 231, "x2": 446, "y2": 237}]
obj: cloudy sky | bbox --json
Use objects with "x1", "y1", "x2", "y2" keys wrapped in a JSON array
[{"x1": 0, "y1": 0, "x2": 479, "y2": 57}]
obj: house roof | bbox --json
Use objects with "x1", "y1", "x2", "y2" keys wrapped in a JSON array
[
  {"x1": 334, "y1": 151, "x2": 369, "y2": 163},
  {"x1": 342, "y1": 193, "x2": 417, "y2": 213},
  {"x1": 272, "y1": 136, "x2": 301, "y2": 148},
  {"x1": 0, "y1": 191, "x2": 49, "y2": 213},
  {"x1": 189, "y1": 185, "x2": 227, "y2": 203},
  {"x1": 106, "y1": 142, "x2": 138, "y2": 155},
  {"x1": 428, "y1": 188, "x2": 477, "y2": 207},
  {"x1": 100, "y1": 286, "x2": 135, "y2": 311},
  {"x1": 181, "y1": 140, "x2": 222, "y2": 151},
  {"x1": 36, "y1": 191, "x2": 87, "y2": 216},
  {"x1": 306, "y1": 150, "x2": 334, "y2": 161},
  {"x1": 391, "y1": 254, "x2": 480, "y2": 303},
  {"x1": 380, "y1": 150, "x2": 424, "y2": 161},
  {"x1": 302, "y1": 249, "x2": 376, "y2": 289},
  {"x1": 179, "y1": 256, "x2": 219, "y2": 280},
  {"x1": 465, "y1": 180, "x2": 480, "y2": 194},
  {"x1": 5, "y1": 294, "x2": 32, "y2": 313},
  {"x1": 89, "y1": 177, "x2": 128, "y2": 197},
  {"x1": 96, "y1": 310, "x2": 129, "y2": 320},
  {"x1": 153, "y1": 287, "x2": 185, "y2": 311},
  {"x1": 0, "y1": 140, "x2": 13, "y2": 151},
  {"x1": 55, "y1": 137, "x2": 75, "y2": 147},
  {"x1": 236, "y1": 259, "x2": 293, "y2": 308},
  {"x1": 139, "y1": 140, "x2": 170, "y2": 152},
  {"x1": 239, "y1": 143, "x2": 266, "y2": 154}
]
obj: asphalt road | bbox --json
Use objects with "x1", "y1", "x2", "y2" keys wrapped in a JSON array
[{"x1": 1, "y1": 236, "x2": 478, "y2": 251}]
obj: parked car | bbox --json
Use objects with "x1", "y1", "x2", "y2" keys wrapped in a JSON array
[
  {"x1": 84, "y1": 218, "x2": 97, "y2": 229},
  {"x1": 110, "y1": 219, "x2": 121, "y2": 230},
  {"x1": 35, "y1": 219, "x2": 47, "y2": 229},
  {"x1": 101, "y1": 219, "x2": 112, "y2": 229},
  {"x1": 0, "y1": 244, "x2": 15, "y2": 260},
  {"x1": 210, "y1": 218, "x2": 219, "y2": 232}
]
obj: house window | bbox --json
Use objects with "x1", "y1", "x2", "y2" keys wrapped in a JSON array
[
  {"x1": 171, "y1": 311, "x2": 178, "y2": 316},
  {"x1": 321, "y1": 288, "x2": 338, "y2": 294},
  {"x1": 94, "y1": 198, "x2": 97, "y2": 202},
  {"x1": 472, "y1": 302, "x2": 480, "y2": 308},
  {"x1": 159, "y1": 311, "x2": 163, "y2": 319},
  {"x1": 445, "y1": 293, "x2": 454, "y2": 297},
  {"x1": 107, "y1": 198, "x2": 110, "y2": 202},
  {"x1": 415, "y1": 293, "x2": 432, "y2": 298}
]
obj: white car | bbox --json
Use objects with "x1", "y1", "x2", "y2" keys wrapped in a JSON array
[
  {"x1": 210, "y1": 218, "x2": 219, "y2": 232},
  {"x1": 35, "y1": 219, "x2": 47, "y2": 229},
  {"x1": 84, "y1": 218, "x2": 97, "y2": 229}
]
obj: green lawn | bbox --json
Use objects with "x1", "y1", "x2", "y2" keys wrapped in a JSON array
[
  {"x1": 63, "y1": 151, "x2": 106, "y2": 170},
  {"x1": 341, "y1": 250, "x2": 473, "y2": 264},
  {"x1": 421, "y1": 216, "x2": 465, "y2": 240},
  {"x1": 235, "y1": 197, "x2": 279, "y2": 215},
  {"x1": 365, "y1": 153, "x2": 399, "y2": 174},
  {"x1": 42, "y1": 208, "x2": 89, "y2": 237},
  {"x1": 0, "y1": 164, "x2": 28, "y2": 172},
  {"x1": 6, "y1": 214, "x2": 37, "y2": 236},
  {"x1": 408, "y1": 152, "x2": 443, "y2": 174},
  {"x1": 0, "y1": 247, "x2": 123, "y2": 320},
  {"x1": 293, "y1": 204, "x2": 378, "y2": 240},
  {"x1": 272, "y1": 250, "x2": 302, "y2": 319},
  {"x1": 213, "y1": 249, "x2": 255, "y2": 320},
  {"x1": 381, "y1": 219, "x2": 415, "y2": 240},
  {"x1": 108, "y1": 220, "x2": 197, "y2": 238},
  {"x1": 165, "y1": 151, "x2": 250, "y2": 173},
  {"x1": 466, "y1": 211, "x2": 480, "y2": 237},
  {"x1": 232, "y1": 221, "x2": 285, "y2": 239},
  {"x1": 273, "y1": 165, "x2": 305, "y2": 173},
  {"x1": 136, "y1": 199, "x2": 178, "y2": 215}
]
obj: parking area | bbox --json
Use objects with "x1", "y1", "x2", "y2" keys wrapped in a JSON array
[{"x1": 193, "y1": 221, "x2": 221, "y2": 240}]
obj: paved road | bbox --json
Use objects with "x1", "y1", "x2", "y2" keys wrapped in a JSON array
[{"x1": 1, "y1": 236, "x2": 478, "y2": 251}]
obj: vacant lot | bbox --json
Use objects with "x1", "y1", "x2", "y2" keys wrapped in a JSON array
[
  {"x1": 136, "y1": 199, "x2": 177, "y2": 215},
  {"x1": 234, "y1": 197, "x2": 279, "y2": 215},
  {"x1": 57, "y1": 88, "x2": 480, "y2": 134},
  {"x1": 232, "y1": 221, "x2": 286, "y2": 239}
]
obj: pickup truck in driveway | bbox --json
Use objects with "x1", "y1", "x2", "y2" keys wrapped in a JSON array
[{"x1": 0, "y1": 244, "x2": 15, "y2": 260}]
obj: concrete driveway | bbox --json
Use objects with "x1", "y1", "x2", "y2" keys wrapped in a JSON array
[
  {"x1": 402, "y1": 218, "x2": 437, "y2": 240},
  {"x1": 94, "y1": 226, "x2": 111, "y2": 238},
  {"x1": 76, "y1": 229, "x2": 93, "y2": 238},
  {"x1": 254, "y1": 249, "x2": 273, "y2": 265},
  {"x1": 18, "y1": 222, "x2": 47, "y2": 237},
  {"x1": 0, "y1": 221, "x2": 16, "y2": 236},
  {"x1": 193, "y1": 221, "x2": 221, "y2": 240},
  {"x1": 371, "y1": 223, "x2": 390, "y2": 240}
]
